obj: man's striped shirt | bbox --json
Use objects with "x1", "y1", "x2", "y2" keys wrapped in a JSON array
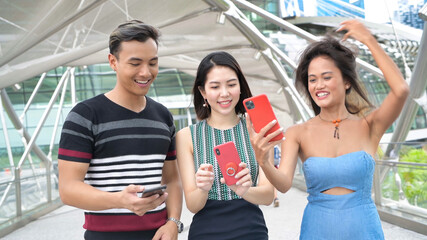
[{"x1": 58, "y1": 94, "x2": 176, "y2": 232}]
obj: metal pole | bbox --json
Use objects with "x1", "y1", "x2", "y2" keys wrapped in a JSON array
[
  {"x1": 186, "y1": 108, "x2": 193, "y2": 126},
  {"x1": 0, "y1": 90, "x2": 51, "y2": 208},
  {"x1": 17, "y1": 68, "x2": 70, "y2": 167},
  {"x1": 0, "y1": 89, "x2": 15, "y2": 168},
  {"x1": 46, "y1": 161, "x2": 52, "y2": 203},
  {"x1": 20, "y1": 73, "x2": 47, "y2": 121},
  {"x1": 14, "y1": 168, "x2": 22, "y2": 217},
  {"x1": 0, "y1": 91, "x2": 50, "y2": 164},
  {"x1": 46, "y1": 69, "x2": 71, "y2": 202},
  {"x1": 385, "y1": 23, "x2": 427, "y2": 156},
  {"x1": 48, "y1": 69, "x2": 70, "y2": 160}
]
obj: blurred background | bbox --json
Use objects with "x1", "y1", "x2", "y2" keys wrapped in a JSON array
[{"x1": 0, "y1": 0, "x2": 426, "y2": 238}]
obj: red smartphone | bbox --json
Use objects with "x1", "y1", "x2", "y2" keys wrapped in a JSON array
[
  {"x1": 139, "y1": 185, "x2": 166, "y2": 198},
  {"x1": 243, "y1": 94, "x2": 284, "y2": 142},
  {"x1": 213, "y1": 142, "x2": 242, "y2": 186}
]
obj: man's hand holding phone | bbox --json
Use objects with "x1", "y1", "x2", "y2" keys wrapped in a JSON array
[
  {"x1": 139, "y1": 185, "x2": 167, "y2": 198},
  {"x1": 119, "y1": 184, "x2": 168, "y2": 216}
]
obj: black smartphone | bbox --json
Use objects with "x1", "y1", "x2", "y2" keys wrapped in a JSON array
[{"x1": 139, "y1": 185, "x2": 167, "y2": 198}]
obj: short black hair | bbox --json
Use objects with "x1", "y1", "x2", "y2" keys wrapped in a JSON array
[
  {"x1": 192, "y1": 51, "x2": 252, "y2": 120},
  {"x1": 109, "y1": 20, "x2": 160, "y2": 59}
]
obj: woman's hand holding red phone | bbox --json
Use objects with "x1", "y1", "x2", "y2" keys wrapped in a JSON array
[
  {"x1": 220, "y1": 162, "x2": 252, "y2": 197},
  {"x1": 246, "y1": 113, "x2": 285, "y2": 168},
  {"x1": 196, "y1": 164, "x2": 214, "y2": 192}
]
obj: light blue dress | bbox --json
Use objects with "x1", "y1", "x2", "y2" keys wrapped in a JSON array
[{"x1": 300, "y1": 151, "x2": 385, "y2": 240}]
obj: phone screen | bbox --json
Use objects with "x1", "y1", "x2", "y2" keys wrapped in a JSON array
[{"x1": 139, "y1": 185, "x2": 166, "y2": 198}]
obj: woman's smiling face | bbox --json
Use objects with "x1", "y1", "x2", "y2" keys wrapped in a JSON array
[
  {"x1": 199, "y1": 66, "x2": 241, "y2": 117},
  {"x1": 307, "y1": 55, "x2": 350, "y2": 109}
]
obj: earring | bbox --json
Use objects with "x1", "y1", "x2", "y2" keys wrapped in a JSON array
[{"x1": 203, "y1": 99, "x2": 208, "y2": 107}]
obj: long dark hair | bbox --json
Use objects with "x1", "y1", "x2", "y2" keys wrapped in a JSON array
[
  {"x1": 192, "y1": 51, "x2": 252, "y2": 120},
  {"x1": 295, "y1": 37, "x2": 374, "y2": 116}
]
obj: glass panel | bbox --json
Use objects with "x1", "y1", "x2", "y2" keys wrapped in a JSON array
[
  {"x1": 0, "y1": 180, "x2": 16, "y2": 225},
  {"x1": 20, "y1": 165, "x2": 48, "y2": 211}
]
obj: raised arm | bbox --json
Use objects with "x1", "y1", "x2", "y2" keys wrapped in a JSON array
[
  {"x1": 246, "y1": 115, "x2": 298, "y2": 193},
  {"x1": 338, "y1": 20, "x2": 410, "y2": 139}
]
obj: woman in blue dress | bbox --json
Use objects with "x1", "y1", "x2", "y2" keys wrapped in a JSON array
[{"x1": 247, "y1": 20, "x2": 409, "y2": 239}]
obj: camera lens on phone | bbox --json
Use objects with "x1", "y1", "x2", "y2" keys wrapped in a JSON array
[
  {"x1": 215, "y1": 149, "x2": 220, "y2": 155},
  {"x1": 245, "y1": 101, "x2": 255, "y2": 110}
]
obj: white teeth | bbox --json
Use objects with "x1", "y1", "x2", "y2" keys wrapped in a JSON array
[
  {"x1": 135, "y1": 80, "x2": 149, "y2": 84},
  {"x1": 317, "y1": 92, "x2": 328, "y2": 97},
  {"x1": 219, "y1": 100, "x2": 231, "y2": 105}
]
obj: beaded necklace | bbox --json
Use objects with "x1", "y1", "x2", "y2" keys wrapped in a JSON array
[{"x1": 318, "y1": 115, "x2": 349, "y2": 139}]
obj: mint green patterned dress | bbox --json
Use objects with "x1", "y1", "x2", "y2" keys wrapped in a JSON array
[{"x1": 188, "y1": 117, "x2": 268, "y2": 240}]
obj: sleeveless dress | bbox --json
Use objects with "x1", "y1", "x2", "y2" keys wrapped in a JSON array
[
  {"x1": 300, "y1": 151, "x2": 385, "y2": 240},
  {"x1": 188, "y1": 118, "x2": 268, "y2": 240}
]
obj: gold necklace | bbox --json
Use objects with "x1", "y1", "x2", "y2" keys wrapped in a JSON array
[{"x1": 318, "y1": 114, "x2": 349, "y2": 139}]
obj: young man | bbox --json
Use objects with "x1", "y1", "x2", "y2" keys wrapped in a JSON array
[{"x1": 58, "y1": 20, "x2": 183, "y2": 240}]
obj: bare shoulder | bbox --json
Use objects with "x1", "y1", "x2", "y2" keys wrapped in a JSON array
[
  {"x1": 284, "y1": 121, "x2": 307, "y2": 141},
  {"x1": 287, "y1": 117, "x2": 323, "y2": 141},
  {"x1": 284, "y1": 123, "x2": 301, "y2": 135},
  {"x1": 286, "y1": 118, "x2": 315, "y2": 132},
  {"x1": 177, "y1": 126, "x2": 191, "y2": 138},
  {"x1": 176, "y1": 126, "x2": 193, "y2": 152}
]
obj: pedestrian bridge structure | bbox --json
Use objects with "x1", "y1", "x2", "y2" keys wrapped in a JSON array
[{"x1": 0, "y1": 0, "x2": 426, "y2": 238}]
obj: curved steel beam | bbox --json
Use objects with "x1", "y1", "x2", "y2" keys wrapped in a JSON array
[
  {"x1": 230, "y1": 0, "x2": 384, "y2": 78},
  {"x1": 0, "y1": 41, "x2": 107, "y2": 89},
  {"x1": 386, "y1": 23, "x2": 427, "y2": 156},
  {"x1": 0, "y1": 0, "x2": 107, "y2": 68}
]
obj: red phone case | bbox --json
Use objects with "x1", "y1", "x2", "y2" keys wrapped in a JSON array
[
  {"x1": 213, "y1": 142, "x2": 242, "y2": 186},
  {"x1": 243, "y1": 94, "x2": 284, "y2": 142}
]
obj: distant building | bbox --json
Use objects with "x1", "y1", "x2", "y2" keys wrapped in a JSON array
[
  {"x1": 280, "y1": 0, "x2": 426, "y2": 29},
  {"x1": 280, "y1": 0, "x2": 365, "y2": 18},
  {"x1": 395, "y1": 0, "x2": 426, "y2": 29}
]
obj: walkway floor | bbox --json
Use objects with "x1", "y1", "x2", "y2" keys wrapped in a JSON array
[{"x1": 3, "y1": 188, "x2": 426, "y2": 239}]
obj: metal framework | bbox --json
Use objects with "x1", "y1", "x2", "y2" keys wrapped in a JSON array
[{"x1": 0, "y1": 0, "x2": 426, "y2": 237}]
